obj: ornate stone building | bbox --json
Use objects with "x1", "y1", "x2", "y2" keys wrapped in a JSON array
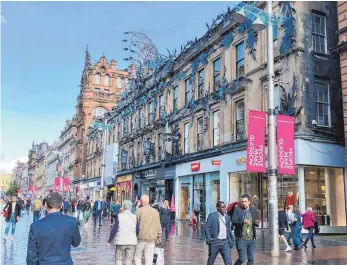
[
  {"x1": 103, "y1": 1, "x2": 345, "y2": 232},
  {"x1": 73, "y1": 47, "x2": 128, "y2": 196}
]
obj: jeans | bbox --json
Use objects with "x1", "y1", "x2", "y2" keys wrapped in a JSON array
[
  {"x1": 286, "y1": 224, "x2": 293, "y2": 242},
  {"x1": 234, "y1": 238, "x2": 256, "y2": 265},
  {"x1": 207, "y1": 239, "x2": 232, "y2": 265},
  {"x1": 293, "y1": 225, "x2": 302, "y2": 248},
  {"x1": 115, "y1": 245, "x2": 136, "y2": 265},
  {"x1": 5, "y1": 217, "x2": 16, "y2": 236},
  {"x1": 94, "y1": 210, "x2": 102, "y2": 226},
  {"x1": 134, "y1": 241, "x2": 155, "y2": 265},
  {"x1": 162, "y1": 223, "x2": 170, "y2": 240},
  {"x1": 33, "y1": 211, "x2": 40, "y2": 223},
  {"x1": 305, "y1": 227, "x2": 315, "y2": 246}
]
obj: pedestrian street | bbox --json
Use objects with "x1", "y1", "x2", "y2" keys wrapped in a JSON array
[{"x1": 1, "y1": 211, "x2": 347, "y2": 265}]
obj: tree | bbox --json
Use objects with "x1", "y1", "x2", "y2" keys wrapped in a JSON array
[{"x1": 6, "y1": 182, "x2": 19, "y2": 196}]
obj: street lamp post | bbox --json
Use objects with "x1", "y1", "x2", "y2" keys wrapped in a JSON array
[
  {"x1": 232, "y1": 1, "x2": 280, "y2": 256},
  {"x1": 92, "y1": 118, "x2": 112, "y2": 200}
]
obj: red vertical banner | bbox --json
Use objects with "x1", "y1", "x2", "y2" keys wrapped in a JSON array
[
  {"x1": 54, "y1": 177, "x2": 61, "y2": 192},
  {"x1": 246, "y1": 110, "x2": 266, "y2": 172},
  {"x1": 277, "y1": 115, "x2": 295, "y2": 174},
  {"x1": 63, "y1": 178, "x2": 70, "y2": 192}
]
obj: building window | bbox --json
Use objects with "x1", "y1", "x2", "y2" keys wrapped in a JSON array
[
  {"x1": 185, "y1": 79, "x2": 191, "y2": 104},
  {"x1": 123, "y1": 119, "x2": 127, "y2": 136},
  {"x1": 312, "y1": 13, "x2": 327, "y2": 54},
  {"x1": 197, "y1": 117, "x2": 203, "y2": 151},
  {"x1": 315, "y1": 79, "x2": 330, "y2": 127},
  {"x1": 236, "y1": 42, "x2": 245, "y2": 77},
  {"x1": 159, "y1": 95, "x2": 165, "y2": 118},
  {"x1": 236, "y1": 100, "x2": 245, "y2": 141},
  {"x1": 213, "y1": 111, "x2": 220, "y2": 146},
  {"x1": 95, "y1": 74, "x2": 100, "y2": 84},
  {"x1": 173, "y1": 86, "x2": 178, "y2": 111},
  {"x1": 92, "y1": 107, "x2": 107, "y2": 119},
  {"x1": 213, "y1": 58, "x2": 221, "y2": 91},
  {"x1": 148, "y1": 101, "x2": 155, "y2": 123},
  {"x1": 116, "y1": 77, "x2": 122, "y2": 88},
  {"x1": 273, "y1": 25, "x2": 278, "y2": 47},
  {"x1": 184, "y1": 123, "x2": 189, "y2": 154},
  {"x1": 94, "y1": 87, "x2": 100, "y2": 93},
  {"x1": 198, "y1": 69, "x2": 205, "y2": 99},
  {"x1": 139, "y1": 108, "x2": 144, "y2": 128},
  {"x1": 130, "y1": 113, "x2": 134, "y2": 132},
  {"x1": 104, "y1": 89, "x2": 109, "y2": 95},
  {"x1": 158, "y1": 133, "x2": 163, "y2": 160},
  {"x1": 137, "y1": 141, "x2": 141, "y2": 165},
  {"x1": 274, "y1": 85, "x2": 280, "y2": 114},
  {"x1": 117, "y1": 124, "x2": 121, "y2": 141},
  {"x1": 104, "y1": 74, "x2": 110, "y2": 86}
]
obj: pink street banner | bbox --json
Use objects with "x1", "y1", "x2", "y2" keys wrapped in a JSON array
[
  {"x1": 54, "y1": 177, "x2": 61, "y2": 192},
  {"x1": 63, "y1": 178, "x2": 70, "y2": 193},
  {"x1": 277, "y1": 115, "x2": 295, "y2": 174},
  {"x1": 246, "y1": 110, "x2": 266, "y2": 173}
]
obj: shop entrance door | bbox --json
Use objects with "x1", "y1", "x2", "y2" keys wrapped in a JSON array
[{"x1": 193, "y1": 174, "x2": 206, "y2": 223}]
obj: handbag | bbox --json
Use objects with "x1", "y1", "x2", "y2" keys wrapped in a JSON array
[
  {"x1": 3, "y1": 207, "x2": 9, "y2": 218},
  {"x1": 153, "y1": 245, "x2": 165, "y2": 265},
  {"x1": 314, "y1": 221, "x2": 320, "y2": 234}
]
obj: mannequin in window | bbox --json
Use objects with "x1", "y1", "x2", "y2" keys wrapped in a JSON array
[
  {"x1": 286, "y1": 191, "x2": 296, "y2": 209},
  {"x1": 193, "y1": 198, "x2": 201, "y2": 226}
]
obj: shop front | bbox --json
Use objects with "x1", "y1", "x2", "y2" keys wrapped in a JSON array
[
  {"x1": 176, "y1": 158, "x2": 222, "y2": 222},
  {"x1": 114, "y1": 175, "x2": 132, "y2": 203},
  {"x1": 225, "y1": 139, "x2": 347, "y2": 233}
]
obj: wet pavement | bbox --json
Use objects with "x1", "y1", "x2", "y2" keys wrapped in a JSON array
[{"x1": 1, "y1": 211, "x2": 347, "y2": 265}]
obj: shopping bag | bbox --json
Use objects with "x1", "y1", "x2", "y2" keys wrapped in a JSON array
[
  {"x1": 73, "y1": 211, "x2": 77, "y2": 218},
  {"x1": 153, "y1": 247, "x2": 164, "y2": 265},
  {"x1": 79, "y1": 213, "x2": 84, "y2": 222}
]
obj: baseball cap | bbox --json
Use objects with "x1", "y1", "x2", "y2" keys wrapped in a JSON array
[{"x1": 46, "y1": 192, "x2": 63, "y2": 208}]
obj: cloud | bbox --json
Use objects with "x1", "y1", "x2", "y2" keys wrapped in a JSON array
[
  {"x1": 1, "y1": 15, "x2": 7, "y2": 24},
  {"x1": 0, "y1": 156, "x2": 28, "y2": 174}
]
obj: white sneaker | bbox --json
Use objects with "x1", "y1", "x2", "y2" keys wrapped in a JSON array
[{"x1": 285, "y1": 247, "x2": 292, "y2": 252}]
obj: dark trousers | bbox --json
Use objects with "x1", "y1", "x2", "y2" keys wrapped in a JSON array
[
  {"x1": 33, "y1": 211, "x2": 40, "y2": 223},
  {"x1": 111, "y1": 214, "x2": 118, "y2": 224},
  {"x1": 94, "y1": 210, "x2": 102, "y2": 226},
  {"x1": 305, "y1": 227, "x2": 315, "y2": 246},
  {"x1": 64, "y1": 209, "x2": 68, "y2": 215},
  {"x1": 234, "y1": 238, "x2": 256, "y2": 265},
  {"x1": 162, "y1": 223, "x2": 170, "y2": 240},
  {"x1": 207, "y1": 239, "x2": 232, "y2": 265}
]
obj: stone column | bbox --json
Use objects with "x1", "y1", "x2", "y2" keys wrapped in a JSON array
[{"x1": 298, "y1": 166, "x2": 306, "y2": 213}]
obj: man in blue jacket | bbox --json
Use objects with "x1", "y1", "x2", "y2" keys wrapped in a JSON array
[
  {"x1": 232, "y1": 194, "x2": 260, "y2": 265},
  {"x1": 205, "y1": 201, "x2": 234, "y2": 265},
  {"x1": 26, "y1": 192, "x2": 81, "y2": 265},
  {"x1": 93, "y1": 197, "x2": 103, "y2": 226}
]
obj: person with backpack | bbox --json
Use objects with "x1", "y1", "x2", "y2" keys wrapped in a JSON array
[
  {"x1": 83, "y1": 196, "x2": 92, "y2": 223},
  {"x1": 301, "y1": 207, "x2": 316, "y2": 248},
  {"x1": 32, "y1": 196, "x2": 43, "y2": 223}
]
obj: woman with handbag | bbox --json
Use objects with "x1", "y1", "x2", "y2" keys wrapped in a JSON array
[
  {"x1": 3, "y1": 196, "x2": 21, "y2": 242},
  {"x1": 301, "y1": 207, "x2": 316, "y2": 248},
  {"x1": 159, "y1": 200, "x2": 171, "y2": 241}
]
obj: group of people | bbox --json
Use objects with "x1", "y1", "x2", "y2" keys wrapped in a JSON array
[{"x1": 205, "y1": 194, "x2": 318, "y2": 265}]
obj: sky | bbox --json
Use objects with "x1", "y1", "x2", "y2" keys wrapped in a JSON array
[{"x1": 1, "y1": 1, "x2": 237, "y2": 173}]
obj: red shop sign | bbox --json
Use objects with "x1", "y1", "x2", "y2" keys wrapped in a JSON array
[
  {"x1": 211, "y1": 160, "x2": 222, "y2": 166},
  {"x1": 191, "y1": 162, "x2": 200, "y2": 172}
]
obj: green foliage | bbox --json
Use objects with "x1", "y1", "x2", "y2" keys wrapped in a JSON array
[{"x1": 6, "y1": 182, "x2": 19, "y2": 196}]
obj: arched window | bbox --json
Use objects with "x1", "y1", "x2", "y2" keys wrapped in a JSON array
[
  {"x1": 92, "y1": 107, "x2": 107, "y2": 119},
  {"x1": 95, "y1": 73, "x2": 101, "y2": 84},
  {"x1": 104, "y1": 74, "x2": 110, "y2": 86}
]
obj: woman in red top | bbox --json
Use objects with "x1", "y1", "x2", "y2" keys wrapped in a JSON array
[{"x1": 301, "y1": 207, "x2": 316, "y2": 248}]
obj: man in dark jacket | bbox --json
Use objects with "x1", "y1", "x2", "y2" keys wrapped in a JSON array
[
  {"x1": 205, "y1": 201, "x2": 234, "y2": 265},
  {"x1": 26, "y1": 192, "x2": 81, "y2": 265},
  {"x1": 93, "y1": 197, "x2": 103, "y2": 226},
  {"x1": 3, "y1": 195, "x2": 21, "y2": 242},
  {"x1": 232, "y1": 194, "x2": 260, "y2": 265}
]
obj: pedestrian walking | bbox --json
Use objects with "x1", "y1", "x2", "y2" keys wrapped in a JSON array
[
  {"x1": 301, "y1": 207, "x2": 316, "y2": 248},
  {"x1": 134, "y1": 195, "x2": 162, "y2": 265},
  {"x1": 42, "y1": 197, "x2": 48, "y2": 217},
  {"x1": 83, "y1": 196, "x2": 92, "y2": 223},
  {"x1": 26, "y1": 192, "x2": 81, "y2": 265},
  {"x1": 76, "y1": 199, "x2": 84, "y2": 224},
  {"x1": 159, "y1": 200, "x2": 171, "y2": 241},
  {"x1": 285, "y1": 205, "x2": 295, "y2": 245},
  {"x1": 93, "y1": 197, "x2": 104, "y2": 226},
  {"x1": 232, "y1": 194, "x2": 260, "y2": 265},
  {"x1": 193, "y1": 198, "x2": 201, "y2": 226},
  {"x1": 3, "y1": 195, "x2": 21, "y2": 242},
  {"x1": 103, "y1": 199, "x2": 110, "y2": 219},
  {"x1": 278, "y1": 207, "x2": 291, "y2": 252},
  {"x1": 63, "y1": 199, "x2": 70, "y2": 215},
  {"x1": 152, "y1": 200, "x2": 160, "y2": 212},
  {"x1": 132, "y1": 200, "x2": 141, "y2": 214},
  {"x1": 32, "y1": 195, "x2": 43, "y2": 223},
  {"x1": 205, "y1": 201, "x2": 234, "y2": 265},
  {"x1": 26, "y1": 198, "x2": 32, "y2": 214},
  {"x1": 0, "y1": 197, "x2": 5, "y2": 214},
  {"x1": 107, "y1": 200, "x2": 138, "y2": 265},
  {"x1": 293, "y1": 207, "x2": 303, "y2": 250},
  {"x1": 110, "y1": 199, "x2": 121, "y2": 225}
]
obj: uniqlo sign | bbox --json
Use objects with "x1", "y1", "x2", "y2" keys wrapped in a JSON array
[{"x1": 191, "y1": 162, "x2": 200, "y2": 172}]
